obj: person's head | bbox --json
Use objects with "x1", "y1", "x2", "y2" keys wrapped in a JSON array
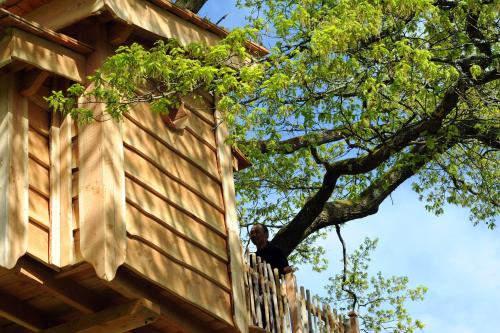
[{"x1": 250, "y1": 223, "x2": 269, "y2": 250}]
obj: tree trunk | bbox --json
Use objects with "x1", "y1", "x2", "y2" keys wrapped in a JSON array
[{"x1": 174, "y1": 0, "x2": 208, "y2": 13}]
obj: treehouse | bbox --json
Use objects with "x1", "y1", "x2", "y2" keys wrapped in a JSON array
[
  {"x1": 0, "y1": 1, "x2": 357, "y2": 333},
  {"x1": 0, "y1": 0, "x2": 265, "y2": 332}
]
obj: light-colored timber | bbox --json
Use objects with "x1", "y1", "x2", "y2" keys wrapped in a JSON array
[
  {"x1": 214, "y1": 106, "x2": 249, "y2": 333},
  {"x1": 41, "y1": 299, "x2": 160, "y2": 333},
  {"x1": 58, "y1": 114, "x2": 74, "y2": 266},
  {"x1": 0, "y1": 1, "x2": 281, "y2": 333},
  {"x1": 125, "y1": 237, "x2": 233, "y2": 324},
  {"x1": 0, "y1": 72, "x2": 29, "y2": 269},
  {"x1": 0, "y1": 28, "x2": 86, "y2": 81},
  {"x1": 125, "y1": 178, "x2": 229, "y2": 261},
  {"x1": 78, "y1": 24, "x2": 126, "y2": 281}
]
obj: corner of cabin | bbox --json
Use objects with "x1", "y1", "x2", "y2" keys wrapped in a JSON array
[{"x1": 0, "y1": 1, "x2": 252, "y2": 332}]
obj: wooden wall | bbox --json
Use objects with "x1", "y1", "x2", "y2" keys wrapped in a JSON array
[
  {"x1": 122, "y1": 95, "x2": 234, "y2": 324},
  {"x1": 27, "y1": 100, "x2": 51, "y2": 262}
]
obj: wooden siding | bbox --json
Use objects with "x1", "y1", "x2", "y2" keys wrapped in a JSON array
[
  {"x1": 27, "y1": 100, "x2": 50, "y2": 262},
  {"x1": 123, "y1": 98, "x2": 233, "y2": 325}
]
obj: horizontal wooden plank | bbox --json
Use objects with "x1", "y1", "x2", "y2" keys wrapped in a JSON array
[
  {"x1": 123, "y1": 118, "x2": 223, "y2": 207},
  {"x1": 126, "y1": 105, "x2": 220, "y2": 179},
  {"x1": 124, "y1": 148, "x2": 225, "y2": 231},
  {"x1": 28, "y1": 157, "x2": 49, "y2": 197},
  {"x1": 125, "y1": 178, "x2": 228, "y2": 261},
  {"x1": 29, "y1": 188, "x2": 49, "y2": 228},
  {"x1": 28, "y1": 100, "x2": 49, "y2": 136},
  {"x1": 29, "y1": 127, "x2": 49, "y2": 167},
  {"x1": 125, "y1": 238, "x2": 233, "y2": 325},
  {"x1": 27, "y1": 221, "x2": 49, "y2": 263},
  {"x1": 126, "y1": 203, "x2": 230, "y2": 289},
  {"x1": 1, "y1": 28, "x2": 86, "y2": 82}
]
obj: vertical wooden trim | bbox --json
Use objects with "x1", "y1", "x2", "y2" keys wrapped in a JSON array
[
  {"x1": 0, "y1": 73, "x2": 29, "y2": 268},
  {"x1": 214, "y1": 106, "x2": 248, "y2": 333},
  {"x1": 50, "y1": 111, "x2": 61, "y2": 265},
  {"x1": 59, "y1": 115, "x2": 74, "y2": 266},
  {"x1": 285, "y1": 273, "x2": 302, "y2": 333},
  {"x1": 79, "y1": 24, "x2": 126, "y2": 280}
]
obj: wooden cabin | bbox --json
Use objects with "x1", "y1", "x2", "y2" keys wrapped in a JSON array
[{"x1": 0, "y1": 1, "x2": 264, "y2": 332}]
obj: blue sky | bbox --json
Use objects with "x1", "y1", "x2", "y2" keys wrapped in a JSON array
[{"x1": 199, "y1": 2, "x2": 499, "y2": 332}]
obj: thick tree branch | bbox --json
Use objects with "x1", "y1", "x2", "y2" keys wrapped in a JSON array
[
  {"x1": 258, "y1": 128, "x2": 349, "y2": 154},
  {"x1": 272, "y1": 170, "x2": 339, "y2": 256}
]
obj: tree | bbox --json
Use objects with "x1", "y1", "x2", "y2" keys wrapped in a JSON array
[
  {"x1": 325, "y1": 237, "x2": 427, "y2": 333},
  {"x1": 48, "y1": 0, "x2": 499, "y2": 263}
]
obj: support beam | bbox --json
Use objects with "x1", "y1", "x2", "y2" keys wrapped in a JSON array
[
  {"x1": 0, "y1": 72, "x2": 29, "y2": 269},
  {"x1": 107, "y1": 269, "x2": 211, "y2": 333},
  {"x1": 15, "y1": 256, "x2": 107, "y2": 314},
  {"x1": 20, "y1": 70, "x2": 50, "y2": 97},
  {"x1": 214, "y1": 105, "x2": 249, "y2": 333},
  {"x1": 41, "y1": 299, "x2": 159, "y2": 333},
  {"x1": 78, "y1": 23, "x2": 126, "y2": 281},
  {"x1": 0, "y1": 29, "x2": 86, "y2": 82},
  {"x1": 108, "y1": 21, "x2": 134, "y2": 45},
  {"x1": 0, "y1": 290, "x2": 55, "y2": 331}
]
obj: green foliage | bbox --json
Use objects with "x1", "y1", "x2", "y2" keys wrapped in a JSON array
[
  {"x1": 324, "y1": 238, "x2": 427, "y2": 332},
  {"x1": 48, "y1": 0, "x2": 499, "y2": 264}
]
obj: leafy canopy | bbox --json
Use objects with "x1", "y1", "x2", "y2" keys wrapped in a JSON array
[
  {"x1": 47, "y1": 0, "x2": 499, "y2": 263},
  {"x1": 325, "y1": 238, "x2": 427, "y2": 333}
]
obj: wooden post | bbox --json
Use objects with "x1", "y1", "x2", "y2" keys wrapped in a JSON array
[
  {"x1": 348, "y1": 311, "x2": 360, "y2": 333},
  {"x1": 285, "y1": 273, "x2": 302, "y2": 333},
  {"x1": 214, "y1": 106, "x2": 249, "y2": 333},
  {"x1": 0, "y1": 72, "x2": 29, "y2": 269},
  {"x1": 78, "y1": 24, "x2": 126, "y2": 280}
]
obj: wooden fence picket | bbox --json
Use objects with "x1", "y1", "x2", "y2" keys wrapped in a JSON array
[{"x1": 244, "y1": 255, "x2": 346, "y2": 333}]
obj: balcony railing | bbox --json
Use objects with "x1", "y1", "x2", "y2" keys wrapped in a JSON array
[{"x1": 244, "y1": 253, "x2": 360, "y2": 333}]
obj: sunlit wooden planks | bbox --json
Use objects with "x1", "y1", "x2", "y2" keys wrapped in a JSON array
[
  {"x1": 0, "y1": 72, "x2": 29, "y2": 269},
  {"x1": 125, "y1": 238, "x2": 233, "y2": 325},
  {"x1": 78, "y1": 26, "x2": 126, "y2": 280},
  {"x1": 125, "y1": 178, "x2": 228, "y2": 261},
  {"x1": 124, "y1": 148, "x2": 225, "y2": 233},
  {"x1": 122, "y1": 117, "x2": 222, "y2": 207},
  {"x1": 27, "y1": 222, "x2": 49, "y2": 262},
  {"x1": 214, "y1": 106, "x2": 249, "y2": 333},
  {"x1": 126, "y1": 203, "x2": 230, "y2": 290},
  {"x1": 0, "y1": 28, "x2": 85, "y2": 82},
  {"x1": 126, "y1": 105, "x2": 220, "y2": 179},
  {"x1": 27, "y1": 99, "x2": 50, "y2": 263}
]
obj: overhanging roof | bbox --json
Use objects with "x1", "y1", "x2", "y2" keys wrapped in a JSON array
[{"x1": 0, "y1": 0, "x2": 268, "y2": 56}]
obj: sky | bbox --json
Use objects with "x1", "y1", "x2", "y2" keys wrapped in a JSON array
[{"x1": 199, "y1": 2, "x2": 500, "y2": 332}]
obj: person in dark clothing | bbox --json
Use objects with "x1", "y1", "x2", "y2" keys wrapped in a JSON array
[{"x1": 250, "y1": 223, "x2": 292, "y2": 275}]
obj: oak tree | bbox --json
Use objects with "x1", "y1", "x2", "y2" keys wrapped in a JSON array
[{"x1": 49, "y1": 0, "x2": 499, "y2": 263}]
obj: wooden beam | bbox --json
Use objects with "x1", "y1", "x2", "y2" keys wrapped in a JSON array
[
  {"x1": 24, "y1": 0, "x2": 104, "y2": 32},
  {"x1": 0, "y1": 28, "x2": 86, "y2": 82},
  {"x1": 105, "y1": 0, "x2": 220, "y2": 47},
  {"x1": 41, "y1": 299, "x2": 159, "y2": 333},
  {"x1": 0, "y1": 72, "x2": 29, "y2": 269},
  {"x1": 0, "y1": 289, "x2": 55, "y2": 331},
  {"x1": 20, "y1": 69, "x2": 49, "y2": 97},
  {"x1": 59, "y1": 113, "x2": 74, "y2": 266},
  {"x1": 107, "y1": 269, "x2": 215, "y2": 333},
  {"x1": 214, "y1": 104, "x2": 249, "y2": 333},
  {"x1": 0, "y1": 8, "x2": 94, "y2": 54},
  {"x1": 16, "y1": 256, "x2": 107, "y2": 314},
  {"x1": 50, "y1": 111, "x2": 62, "y2": 266},
  {"x1": 108, "y1": 21, "x2": 134, "y2": 45},
  {"x1": 78, "y1": 23, "x2": 126, "y2": 281}
]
